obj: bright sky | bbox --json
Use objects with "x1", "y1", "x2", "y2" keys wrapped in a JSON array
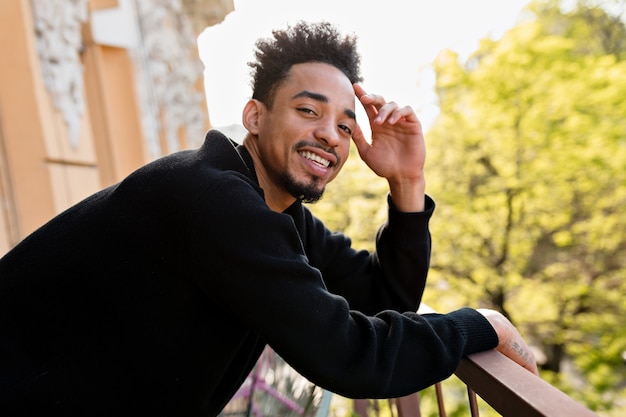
[{"x1": 198, "y1": 0, "x2": 531, "y2": 136}]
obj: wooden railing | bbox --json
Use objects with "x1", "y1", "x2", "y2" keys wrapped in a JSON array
[{"x1": 356, "y1": 349, "x2": 600, "y2": 417}]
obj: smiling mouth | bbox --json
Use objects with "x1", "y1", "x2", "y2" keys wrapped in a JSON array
[{"x1": 299, "y1": 151, "x2": 331, "y2": 168}]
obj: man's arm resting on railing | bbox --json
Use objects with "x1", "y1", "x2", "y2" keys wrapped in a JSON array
[{"x1": 419, "y1": 304, "x2": 539, "y2": 375}]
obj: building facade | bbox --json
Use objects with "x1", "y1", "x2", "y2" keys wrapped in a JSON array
[{"x1": 0, "y1": 0, "x2": 234, "y2": 256}]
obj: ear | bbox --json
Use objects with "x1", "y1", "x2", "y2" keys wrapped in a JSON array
[{"x1": 242, "y1": 99, "x2": 264, "y2": 135}]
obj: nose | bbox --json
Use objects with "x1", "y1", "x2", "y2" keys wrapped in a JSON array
[{"x1": 314, "y1": 119, "x2": 341, "y2": 148}]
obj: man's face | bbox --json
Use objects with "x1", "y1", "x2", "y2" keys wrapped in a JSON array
[{"x1": 254, "y1": 62, "x2": 356, "y2": 204}]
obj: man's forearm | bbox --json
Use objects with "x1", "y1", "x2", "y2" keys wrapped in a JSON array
[{"x1": 388, "y1": 177, "x2": 426, "y2": 212}]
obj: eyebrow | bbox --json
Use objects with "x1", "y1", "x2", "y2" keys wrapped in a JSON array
[{"x1": 292, "y1": 90, "x2": 356, "y2": 120}]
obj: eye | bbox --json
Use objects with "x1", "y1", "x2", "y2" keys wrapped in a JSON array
[
  {"x1": 297, "y1": 107, "x2": 317, "y2": 116},
  {"x1": 338, "y1": 124, "x2": 352, "y2": 135}
]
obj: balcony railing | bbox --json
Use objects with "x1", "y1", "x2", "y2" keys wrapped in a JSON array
[
  {"x1": 221, "y1": 305, "x2": 601, "y2": 417},
  {"x1": 356, "y1": 349, "x2": 600, "y2": 417}
]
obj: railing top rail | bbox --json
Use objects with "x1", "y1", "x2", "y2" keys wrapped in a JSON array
[{"x1": 455, "y1": 350, "x2": 599, "y2": 417}]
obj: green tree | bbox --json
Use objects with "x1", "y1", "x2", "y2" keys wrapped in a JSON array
[
  {"x1": 425, "y1": 0, "x2": 626, "y2": 413},
  {"x1": 308, "y1": 2, "x2": 626, "y2": 414}
]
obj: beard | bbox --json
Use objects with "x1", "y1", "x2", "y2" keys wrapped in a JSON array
[
  {"x1": 279, "y1": 171, "x2": 326, "y2": 204},
  {"x1": 279, "y1": 140, "x2": 340, "y2": 203}
]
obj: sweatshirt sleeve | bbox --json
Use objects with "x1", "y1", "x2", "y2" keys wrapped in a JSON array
[
  {"x1": 188, "y1": 178, "x2": 498, "y2": 399},
  {"x1": 302, "y1": 195, "x2": 435, "y2": 316}
]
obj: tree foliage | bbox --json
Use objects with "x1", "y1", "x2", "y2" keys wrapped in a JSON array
[
  {"x1": 424, "y1": 0, "x2": 626, "y2": 413},
  {"x1": 311, "y1": 0, "x2": 626, "y2": 416},
  {"x1": 309, "y1": 1, "x2": 626, "y2": 414}
]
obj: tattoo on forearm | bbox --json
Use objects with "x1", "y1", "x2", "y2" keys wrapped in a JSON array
[{"x1": 512, "y1": 341, "x2": 531, "y2": 363}]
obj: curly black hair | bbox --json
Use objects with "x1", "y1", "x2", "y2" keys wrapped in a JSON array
[{"x1": 248, "y1": 21, "x2": 363, "y2": 108}]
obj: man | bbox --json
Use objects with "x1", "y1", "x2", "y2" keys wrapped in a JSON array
[{"x1": 0, "y1": 21, "x2": 537, "y2": 416}]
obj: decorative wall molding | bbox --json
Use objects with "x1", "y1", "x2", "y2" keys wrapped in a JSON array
[
  {"x1": 134, "y1": 0, "x2": 208, "y2": 155},
  {"x1": 31, "y1": 0, "x2": 230, "y2": 157},
  {"x1": 180, "y1": 0, "x2": 234, "y2": 34},
  {"x1": 31, "y1": 0, "x2": 88, "y2": 148}
]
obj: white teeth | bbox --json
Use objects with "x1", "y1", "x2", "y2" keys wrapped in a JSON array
[{"x1": 299, "y1": 151, "x2": 330, "y2": 168}]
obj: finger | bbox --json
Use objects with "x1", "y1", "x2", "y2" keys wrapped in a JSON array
[
  {"x1": 351, "y1": 122, "x2": 369, "y2": 159},
  {"x1": 394, "y1": 105, "x2": 420, "y2": 124},
  {"x1": 354, "y1": 84, "x2": 387, "y2": 106},
  {"x1": 354, "y1": 84, "x2": 391, "y2": 121},
  {"x1": 382, "y1": 105, "x2": 421, "y2": 125},
  {"x1": 353, "y1": 83, "x2": 367, "y2": 98},
  {"x1": 361, "y1": 93, "x2": 388, "y2": 109},
  {"x1": 356, "y1": 93, "x2": 380, "y2": 121},
  {"x1": 373, "y1": 101, "x2": 400, "y2": 124}
]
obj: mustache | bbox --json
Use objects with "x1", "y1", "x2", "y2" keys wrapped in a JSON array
[{"x1": 294, "y1": 141, "x2": 341, "y2": 166}]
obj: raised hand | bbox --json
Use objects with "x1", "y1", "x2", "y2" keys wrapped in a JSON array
[{"x1": 352, "y1": 83, "x2": 426, "y2": 212}]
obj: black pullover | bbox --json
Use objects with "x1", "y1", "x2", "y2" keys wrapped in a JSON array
[{"x1": 0, "y1": 130, "x2": 497, "y2": 416}]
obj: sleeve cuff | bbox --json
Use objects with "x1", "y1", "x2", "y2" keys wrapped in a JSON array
[
  {"x1": 447, "y1": 307, "x2": 499, "y2": 356},
  {"x1": 387, "y1": 194, "x2": 435, "y2": 217}
]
